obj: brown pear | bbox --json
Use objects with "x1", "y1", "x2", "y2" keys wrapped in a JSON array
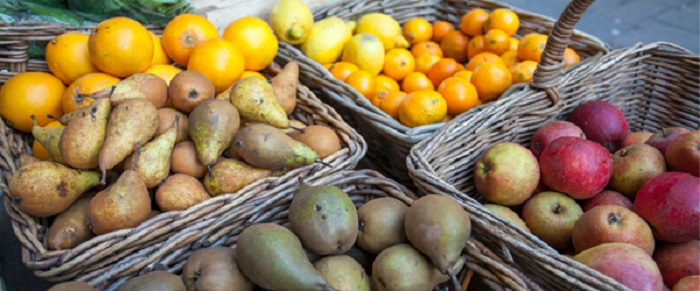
[
  {"x1": 123, "y1": 116, "x2": 179, "y2": 188},
  {"x1": 155, "y1": 174, "x2": 210, "y2": 212},
  {"x1": 203, "y1": 158, "x2": 273, "y2": 196},
  {"x1": 171, "y1": 141, "x2": 207, "y2": 178},
  {"x1": 188, "y1": 99, "x2": 240, "y2": 167},
  {"x1": 116, "y1": 271, "x2": 186, "y2": 291},
  {"x1": 48, "y1": 198, "x2": 93, "y2": 250},
  {"x1": 156, "y1": 108, "x2": 189, "y2": 143},
  {"x1": 59, "y1": 98, "x2": 111, "y2": 169},
  {"x1": 19, "y1": 154, "x2": 41, "y2": 168},
  {"x1": 182, "y1": 247, "x2": 253, "y2": 291},
  {"x1": 8, "y1": 161, "x2": 100, "y2": 217},
  {"x1": 288, "y1": 125, "x2": 342, "y2": 159},
  {"x1": 31, "y1": 116, "x2": 65, "y2": 164},
  {"x1": 270, "y1": 61, "x2": 299, "y2": 115},
  {"x1": 98, "y1": 98, "x2": 159, "y2": 183},
  {"x1": 234, "y1": 123, "x2": 319, "y2": 170},
  {"x1": 48, "y1": 281, "x2": 95, "y2": 291},
  {"x1": 109, "y1": 73, "x2": 168, "y2": 108},
  {"x1": 169, "y1": 70, "x2": 215, "y2": 114}
]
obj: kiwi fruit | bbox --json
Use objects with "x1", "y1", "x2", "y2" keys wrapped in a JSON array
[
  {"x1": 156, "y1": 108, "x2": 190, "y2": 143},
  {"x1": 168, "y1": 71, "x2": 215, "y2": 114},
  {"x1": 171, "y1": 141, "x2": 207, "y2": 178}
]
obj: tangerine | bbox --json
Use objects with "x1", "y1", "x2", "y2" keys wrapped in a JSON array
[
  {"x1": 161, "y1": 14, "x2": 219, "y2": 67},
  {"x1": 438, "y1": 76, "x2": 479, "y2": 115},
  {"x1": 0, "y1": 72, "x2": 65, "y2": 132},
  {"x1": 398, "y1": 90, "x2": 447, "y2": 127},
  {"x1": 45, "y1": 32, "x2": 98, "y2": 85},
  {"x1": 223, "y1": 16, "x2": 279, "y2": 71},
  {"x1": 187, "y1": 38, "x2": 246, "y2": 94}
]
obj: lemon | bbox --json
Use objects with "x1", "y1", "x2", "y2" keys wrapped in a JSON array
[
  {"x1": 342, "y1": 33, "x2": 385, "y2": 76},
  {"x1": 269, "y1": 0, "x2": 314, "y2": 44},
  {"x1": 355, "y1": 13, "x2": 408, "y2": 51},
  {"x1": 301, "y1": 17, "x2": 353, "y2": 64}
]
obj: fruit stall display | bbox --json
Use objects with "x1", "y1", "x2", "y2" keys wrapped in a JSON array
[
  {"x1": 407, "y1": 1, "x2": 700, "y2": 289},
  {"x1": 273, "y1": 0, "x2": 610, "y2": 186}
]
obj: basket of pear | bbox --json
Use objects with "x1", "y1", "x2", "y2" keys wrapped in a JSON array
[{"x1": 0, "y1": 61, "x2": 366, "y2": 283}]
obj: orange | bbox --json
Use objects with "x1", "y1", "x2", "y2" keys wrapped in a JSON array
[
  {"x1": 242, "y1": 71, "x2": 267, "y2": 80},
  {"x1": 453, "y1": 70, "x2": 473, "y2": 82},
  {"x1": 150, "y1": 32, "x2": 171, "y2": 66},
  {"x1": 45, "y1": 32, "x2": 98, "y2": 85},
  {"x1": 377, "y1": 90, "x2": 408, "y2": 119},
  {"x1": 438, "y1": 76, "x2": 479, "y2": 115},
  {"x1": 428, "y1": 58, "x2": 464, "y2": 87},
  {"x1": 144, "y1": 64, "x2": 182, "y2": 85},
  {"x1": 63, "y1": 72, "x2": 121, "y2": 114},
  {"x1": 375, "y1": 75, "x2": 400, "y2": 100},
  {"x1": 411, "y1": 41, "x2": 443, "y2": 58},
  {"x1": 403, "y1": 17, "x2": 433, "y2": 44},
  {"x1": 383, "y1": 48, "x2": 415, "y2": 81},
  {"x1": 398, "y1": 90, "x2": 447, "y2": 127},
  {"x1": 402, "y1": 72, "x2": 434, "y2": 93},
  {"x1": 471, "y1": 62, "x2": 512, "y2": 102},
  {"x1": 32, "y1": 121, "x2": 64, "y2": 160},
  {"x1": 88, "y1": 17, "x2": 154, "y2": 77},
  {"x1": 223, "y1": 16, "x2": 278, "y2": 71},
  {"x1": 467, "y1": 35, "x2": 485, "y2": 59},
  {"x1": 510, "y1": 60, "x2": 538, "y2": 84},
  {"x1": 483, "y1": 29, "x2": 510, "y2": 55},
  {"x1": 518, "y1": 33, "x2": 548, "y2": 62},
  {"x1": 500, "y1": 50, "x2": 520, "y2": 69},
  {"x1": 329, "y1": 62, "x2": 359, "y2": 82},
  {"x1": 346, "y1": 71, "x2": 376, "y2": 99},
  {"x1": 509, "y1": 37, "x2": 519, "y2": 51},
  {"x1": 187, "y1": 38, "x2": 246, "y2": 94},
  {"x1": 484, "y1": 8, "x2": 520, "y2": 36},
  {"x1": 322, "y1": 63, "x2": 333, "y2": 70},
  {"x1": 440, "y1": 30, "x2": 470, "y2": 63},
  {"x1": 432, "y1": 20, "x2": 454, "y2": 43},
  {"x1": 466, "y1": 52, "x2": 505, "y2": 71},
  {"x1": 414, "y1": 54, "x2": 441, "y2": 74},
  {"x1": 161, "y1": 14, "x2": 219, "y2": 67},
  {"x1": 0, "y1": 72, "x2": 65, "y2": 132},
  {"x1": 460, "y1": 8, "x2": 489, "y2": 36},
  {"x1": 563, "y1": 47, "x2": 581, "y2": 69}
]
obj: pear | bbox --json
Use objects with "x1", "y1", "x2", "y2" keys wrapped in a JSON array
[
  {"x1": 233, "y1": 123, "x2": 319, "y2": 170},
  {"x1": 116, "y1": 271, "x2": 186, "y2": 291},
  {"x1": 188, "y1": 99, "x2": 240, "y2": 169},
  {"x1": 314, "y1": 255, "x2": 370, "y2": 291},
  {"x1": 236, "y1": 223, "x2": 337, "y2": 291},
  {"x1": 155, "y1": 174, "x2": 210, "y2": 212},
  {"x1": 404, "y1": 195, "x2": 471, "y2": 287},
  {"x1": 372, "y1": 244, "x2": 464, "y2": 291},
  {"x1": 108, "y1": 73, "x2": 168, "y2": 108},
  {"x1": 357, "y1": 197, "x2": 409, "y2": 254},
  {"x1": 18, "y1": 154, "x2": 41, "y2": 168},
  {"x1": 59, "y1": 98, "x2": 111, "y2": 169},
  {"x1": 203, "y1": 158, "x2": 272, "y2": 196},
  {"x1": 270, "y1": 61, "x2": 299, "y2": 115},
  {"x1": 98, "y1": 98, "x2": 159, "y2": 183},
  {"x1": 31, "y1": 116, "x2": 65, "y2": 164},
  {"x1": 230, "y1": 76, "x2": 288, "y2": 128},
  {"x1": 47, "y1": 198, "x2": 93, "y2": 250},
  {"x1": 182, "y1": 247, "x2": 253, "y2": 291},
  {"x1": 48, "y1": 281, "x2": 95, "y2": 291},
  {"x1": 123, "y1": 115, "x2": 179, "y2": 188},
  {"x1": 89, "y1": 144, "x2": 152, "y2": 235},
  {"x1": 8, "y1": 161, "x2": 100, "y2": 217}
]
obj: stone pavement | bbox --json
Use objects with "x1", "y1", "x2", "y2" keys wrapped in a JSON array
[{"x1": 1, "y1": 0, "x2": 698, "y2": 290}]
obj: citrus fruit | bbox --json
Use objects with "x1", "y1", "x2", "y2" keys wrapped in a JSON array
[
  {"x1": 563, "y1": 47, "x2": 581, "y2": 68},
  {"x1": 161, "y1": 14, "x2": 219, "y2": 67},
  {"x1": 375, "y1": 74, "x2": 400, "y2": 98},
  {"x1": 483, "y1": 29, "x2": 510, "y2": 55},
  {"x1": 509, "y1": 37, "x2": 519, "y2": 51},
  {"x1": 432, "y1": 20, "x2": 454, "y2": 43},
  {"x1": 223, "y1": 16, "x2": 279, "y2": 71},
  {"x1": 402, "y1": 72, "x2": 434, "y2": 93},
  {"x1": 518, "y1": 33, "x2": 548, "y2": 62},
  {"x1": 414, "y1": 54, "x2": 441, "y2": 74},
  {"x1": 242, "y1": 71, "x2": 267, "y2": 80},
  {"x1": 440, "y1": 30, "x2": 470, "y2": 63},
  {"x1": 346, "y1": 70, "x2": 376, "y2": 99},
  {"x1": 187, "y1": 38, "x2": 246, "y2": 94},
  {"x1": 383, "y1": 48, "x2": 415, "y2": 81},
  {"x1": 377, "y1": 90, "x2": 408, "y2": 119},
  {"x1": 329, "y1": 62, "x2": 359, "y2": 82},
  {"x1": 355, "y1": 13, "x2": 406, "y2": 51},
  {"x1": 466, "y1": 52, "x2": 505, "y2": 71},
  {"x1": 411, "y1": 41, "x2": 443, "y2": 58},
  {"x1": 342, "y1": 33, "x2": 385, "y2": 76},
  {"x1": 428, "y1": 58, "x2": 464, "y2": 87},
  {"x1": 269, "y1": 0, "x2": 314, "y2": 44},
  {"x1": 467, "y1": 35, "x2": 485, "y2": 58},
  {"x1": 471, "y1": 62, "x2": 512, "y2": 102},
  {"x1": 398, "y1": 90, "x2": 447, "y2": 127},
  {"x1": 62, "y1": 72, "x2": 121, "y2": 114},
  {"x1": 511, "y1": 60, "x2": 538, "y2": 84},
  {"x1": 150, "y1": 32, "x2": 171, "y2": 66},
  {"x1": 460, "y1": 8, "x2": 489, "y2": 36},
  {"x1": 45, "y1": 32, "x2": 98, "y2": 85},
  {"x1": 32, "y1": 120, "x2": 64, "y2": 160},
  {"x1": 88, "y1": 17, "x2": 154, "y2": 77},
  {"x1": 484, "y1": 8, "x2": 520, "y2": 36},
  {"x1": 438, "y1": 76, "x2": 479, "y2": 115},
  {"x1": 144, "y1": 64, "x2": 182, "y2": 85},
  {"x1": 0, "y1": 72, "x2": 65, "y2": 132},
  {"x1": 453, "y1": 70, "x2": 473, "y2": 82},
  {"x1": 301, "y1": 17, "x2": 354, "y2": 64},
  {"x1": 500, "y1": 50, "x2": 521, "y2": 69},
  {"x1": 403, "y1": 17, "x2": 433, "y2": 44}
]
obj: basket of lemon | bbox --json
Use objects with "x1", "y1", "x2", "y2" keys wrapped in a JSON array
[
  {"x1": 273, "y1": 0, "x2": 610, "y2": 186},
  {"x1": 0, "y1": 13, "x2": 366, "y2": 284}
]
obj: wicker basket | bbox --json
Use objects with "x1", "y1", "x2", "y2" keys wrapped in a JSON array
[
  {"x1": 274, "y1": 0, "x2": 611, "y2": 186},
  {"x1": 407, "y1": 0, "x2": 700, "y2": 290}
]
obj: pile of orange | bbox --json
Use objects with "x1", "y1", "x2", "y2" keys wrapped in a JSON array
[{"x1": 324, "y1": 8, "x2": 581, "y2": 128}]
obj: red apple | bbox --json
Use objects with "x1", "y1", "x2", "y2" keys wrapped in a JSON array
[
  {"x1": 572, "y1": 205, "x2": 655, "y2": 255},
  {"x1": 609, "y1": 144, "x2": 667, "y2": 199},
  {"x1": 673, "y1": 275, "x2": 700, "y2": 291},
  {"x1": 539, "y1": 136, "x2": 614, "y2": 200},
  {"x1": 665, "y1": 130, "x2": 700, "y2": 177},
  {"x1": 653, "y1": 240, "x2": 700, "y2": 288},
  {"x1": 573, "y1": 242, "x2": 664, "y2": 291},
  {"x1": 522, "y1": 191, "x2": 583, "y2": 250},
  {"x1": 633, "y1": 172, "x2": 700, "y2": 242},
  {"x1": 567, "y1": 100, "x2": 629, "y2": 152},
  {"x1": 646, "y1": 127, "x2": 691, "y2": 155},
  {"x1": 484, "y1": 204, "x2": 531, "y2": 233},
  {"x1": 474, "y1": 142, "x2": 540, "y2": 206},
  {"x1": 622, "y1": 131, "x2": 654, "y2": 148},
  {"x1": 582, "y1": 190, "x2": 633, "y2": 212},
  {"x1": 530, "y1": 120, "x2": 585, "y2": 157}
]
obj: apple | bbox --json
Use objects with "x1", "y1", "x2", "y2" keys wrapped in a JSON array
[
  {"x1": 539, "y1": 136, "x2": 614, "y2": 200},
  {"x1": 572, "y1": 205, "x2": 655, "y2": 255},
  {"x1": 622, "y1": 131, "x2": 654, "y2": 148},
  {"x1": 633, "y1": 172, "x2": 700, "y2": 242},
  {"x1": 645, "y1": 127, "x2": 691, "y2": 155},
  {"x1": 529, "y1": 120, "x2": 585, "y2": 157},
  {"x1": 673, "y1": 275, "x2": 700, "y2": 291},
  {"x1": 582, "y1": 190, "x2": 633, "y2": 212},
  {"x1": 665, "y1": 130, "x2": 699, "y2": 177},
  {"x1": 522, "y1": 191, "x2": 583, "y2": 250},
  {"x1": 567, "y1": 100, "x2": 629, "y2": 152},
  {"x1": 474, "y1": 142, "x2": 540, "y2": 206},
  {"x1": 609, "y1": 144, "x2": 667, "y2": 199},
  {"x1": 484, "y1": 204, "x2": 531, "y2": 233},
  {"x1": 573, "y1": 242, "x2": 664, "y2": 291},
  {"x1": 653, "y1": 240, "x2": 700, "y2": 288}
]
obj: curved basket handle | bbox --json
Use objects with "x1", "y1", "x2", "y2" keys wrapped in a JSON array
[{"x1": 530, "y1": 0, "x2": 597, "y2": 104}]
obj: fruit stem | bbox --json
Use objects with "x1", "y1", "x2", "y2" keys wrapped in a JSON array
[
  {"x1": 47, "y1": 114, "x2": 59, "y2": 121},
  {"x1": 131, "y1": 141, "x2": 141, "y2": 171},
  {"x1": 207, "y1": 165, "x2": 213, "y2": 180},
  {"x1": 286, "y1": 24, "x2": 305, "y2": 41},
  {"x1": 289, "y1": 125, "x2": 305, "y2": 133},
  {"x1": 298, "y1": 176, "x2": 305, "y2": 187},
  {"x1": 315, "y1": 159, "x2": 332, "y2": 168}
]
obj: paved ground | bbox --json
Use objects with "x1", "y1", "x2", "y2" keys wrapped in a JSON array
[{"x1": 1, "y1": 0, "x2": 698, "y2": 290}]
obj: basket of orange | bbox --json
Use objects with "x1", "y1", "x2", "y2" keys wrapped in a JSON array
[
  {"x1": 0, "y1": 13, "x2": 366, "y2": 285},
  {"x1": 273, "y1": 0, "x2": 610, "y2": 186},
  {"x1": 407, "y1": 0, "x2": 699, "y2": 289}
]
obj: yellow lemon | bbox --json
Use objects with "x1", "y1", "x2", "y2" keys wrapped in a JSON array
[
  {"x1": 341, "y1": 33, "x2": 385, "y2": 76},
  {"x1": 269, "y1": 0, "x2": 314, "y2": 44},
  {"x1": 301, "y1": 17, "x2": 353, "y2": 64}
]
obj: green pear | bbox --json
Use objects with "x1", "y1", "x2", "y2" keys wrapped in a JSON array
[
  {"x1": 314, "y1": 255, "x2": 370, "y2": 291},
  {"x1": 116, "y1": 271, "x2": 186, "y2": 291},
  {"x1": 203, "y1": 158, "x2": 272, "y2": 196},
  {"x1": 31, "y1": 116, "x2": 65, "y2": 164},
  {"x1": 233, "y1": 123, "x2": 319, "y2": 170},
  {"x1": 372, "y1": 244, "x2": 464, "y2": 291},
  {"x1": 182, "y1": 247, "x2": 253, "y2": 291},
  {"x1": 18, "y1": 154, "x2": 41, "y2": 168},
  {"x1": 123, "y1": 115, "x2": 179, "y2": 188},
  {"x1": 229, "y1": 76, "x2": 288, "y2": 128},
  {"x1": 59, "y1": 98, "x2": 111, "y2": 169},
  {"x1": 188, "y1": 99, "x2": 240, "y2": 167}
]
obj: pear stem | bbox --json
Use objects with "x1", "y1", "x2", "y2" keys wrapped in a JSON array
[
  {"x1": 173, "y1": 114, "x2": 180, "y2": 140},
  {"x1": 131, "y1": 141, "x2": 141, "y2": 171},
  {"x1": 448, "y1": 270, "x2": 461, "y2": 291},
  {"x1": 298, "y1": 176, "x2": 305, "y2": 187},
  {"x1": 289, "y1": 125, "x2": 305, "y2": 133},
  {"x1": 47, "y1": 114, "x2": 59, "y2": 121},
  {"x1": 315, "y1": 159, "x2": 332, "y2": 168},
  {"x1": 207, "y1": 165, "x2": 213, "y2": 180}
]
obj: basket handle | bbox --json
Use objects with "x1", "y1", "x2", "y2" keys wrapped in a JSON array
[{"x1": 530, "y1": 0, "x2": 597, "y2": 104}]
